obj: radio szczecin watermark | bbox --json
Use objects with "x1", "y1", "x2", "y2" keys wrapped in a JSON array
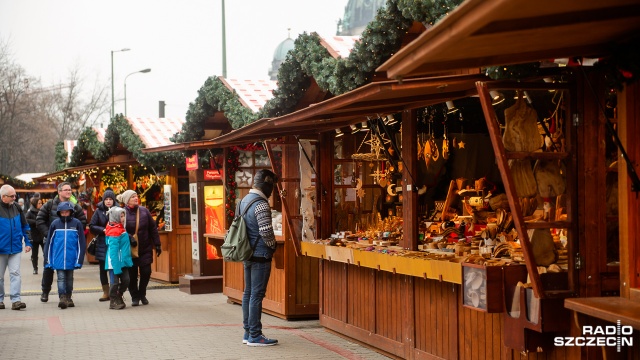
[{"x1": 554, "y1": 320, "x2": 634, "y2": 352}]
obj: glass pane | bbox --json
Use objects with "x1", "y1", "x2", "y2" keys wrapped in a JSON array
[
  {"x1": 333, "y1": 188, "x2": 357, "y2": 232},
  {"x1": 334, "y1": 163, "x2": 355, "y2": 185},
  {"x1": 235, "y1": 169, "x2": 253, "y2": 187},
  {"x1": 238, "y1": 151, "x2": 253, "y2": 167},
  {"x1": 177, "y1": 177, "x2": 189, "y2": 192},
  {"x1": 334, "y1": 137, "x2": 344, "y2": 159},
  {"x1": 178, "y1": 194, "x2": 190, "y2": 209},
  {"x1": 178, "y1": 210, "x2": 190, "y2": 226},
  {"x1": 254, "y1": 150, "x2": 271, "y2": 167}
]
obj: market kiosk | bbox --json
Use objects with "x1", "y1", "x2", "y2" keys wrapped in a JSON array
[{"x1": 34, "y1": 118, "x2": 193, "y2": 284}]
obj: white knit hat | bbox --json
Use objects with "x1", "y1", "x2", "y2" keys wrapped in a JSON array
[{"x1": 121, "y1": 190, "x2": 137, "y2": 206}]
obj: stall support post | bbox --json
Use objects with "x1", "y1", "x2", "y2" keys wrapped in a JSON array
[{"x1": 401, "y1": 109, "x2": 418, "y2": 251}]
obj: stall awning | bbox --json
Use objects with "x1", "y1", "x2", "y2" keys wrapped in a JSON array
[
  {"x1": 141, "y1": 74, "x2": 488, "y2": 152},
  {"x1": 378, "y1": 0, "x2": 640, "y2": 79},
  {"x1": 33, "y1": 157, "x2": 139, "y2": 182}
]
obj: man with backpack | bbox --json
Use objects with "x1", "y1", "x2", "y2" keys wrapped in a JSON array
[{"x1": 239, "y1": 169, "x2": 279, "y2": 347}]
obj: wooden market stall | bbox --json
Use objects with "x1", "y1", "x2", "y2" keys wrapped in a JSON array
[
  {"x1": 34, "y1": 118, "x2": 194, "y2": 284},
  {"x1": 142, "y1": 76, "x2": 326, "y2": 317}
]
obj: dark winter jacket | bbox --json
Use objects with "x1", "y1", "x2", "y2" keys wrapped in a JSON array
[
  {"x1": 125, "y1": 205, "x2": 160, "y2": 267},
  {"x1": 0, "y1": 201, "x2": 32, "y2": 254},
  {"x1": 25, "y1": 205, "x2": 45, "y2": 245},
  {"x1": 89, "y1": 201, "x2": 112, "y2": 261},
  {"x1": 36, "y1": 195, "x2": 87, "y2": 241}
]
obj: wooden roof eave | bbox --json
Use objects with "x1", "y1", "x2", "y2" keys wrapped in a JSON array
[
  {"x1": 377, "y1": 0, "x2": 640, "y2": 79},
  {"x1": 142, "y1": 74, "x2": 488, "y2": 151}
]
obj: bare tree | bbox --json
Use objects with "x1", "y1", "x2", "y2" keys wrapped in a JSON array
[{"x1": 0, "y1": 39, "x2": 109, "y2": 176}]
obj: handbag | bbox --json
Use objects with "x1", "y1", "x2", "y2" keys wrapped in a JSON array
[
  {"x1": 87, "y1": 237, "x2": 97, "y2": 256},
  {"x1": 130, "y1": 208, "x2": 140, "y2": 258}
]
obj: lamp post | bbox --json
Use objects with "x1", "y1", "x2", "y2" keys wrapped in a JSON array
[
  {"x1": 111, "y1": 48, "x2": 131, "y2": 119},
  {"x1": 124, "y1": 68, "x2": 151, "y2": 117}
]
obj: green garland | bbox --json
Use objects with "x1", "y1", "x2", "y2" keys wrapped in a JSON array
[
  {"x1": 0, "y1": 174, "x2": 32, "y2": 188},
  {"x1": 175, "y1": 0, "x2": 457, "y2": 139},
  {"x1": 61, "y1": 114, "x2": 184, "y2": 170},
  {"x1": 54, "y1": 142, "x2": 67, "y2": 171},
  {"x1": 171, "y1": 77, "x2": 260, "y2": 145}
]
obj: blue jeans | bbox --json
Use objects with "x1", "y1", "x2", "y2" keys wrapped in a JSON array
[
  {"x1": 0, "y1": 253, "x2": 22, "y2": 302},
  {"x1": 56, "y1": 269, "x2": 74, "y2": 296},
  {"x1": 242, "y1": 260, "x2": 272, "y2": 337}
]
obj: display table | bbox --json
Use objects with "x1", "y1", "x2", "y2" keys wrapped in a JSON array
[{"x1": 565, "y1": 297, "x2": 640, "y2": 330}]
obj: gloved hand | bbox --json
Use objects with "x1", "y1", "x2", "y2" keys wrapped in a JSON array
[{"x1": 155, "y1": 245, "x2": 162, "y2": 257}]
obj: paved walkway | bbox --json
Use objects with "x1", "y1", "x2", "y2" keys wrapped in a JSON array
[{"x1": 0, "y1": 250, "x2": 391, "y2": 360}]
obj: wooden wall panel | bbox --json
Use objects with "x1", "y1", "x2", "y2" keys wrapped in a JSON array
[
  {"x1": 296, "y1": 255, "x2": 319, "y2": 305},
  {"x1": 348, "y1": 266, "x2": 376, "y2": 331},
  {"x1": 322, "y1": 261, "x2": 348, "y2": 321},
  {"x1": 375, "y1": 271, "x2": 403, "y2": 342}
]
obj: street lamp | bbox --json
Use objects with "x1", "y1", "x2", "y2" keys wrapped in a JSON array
[
  {"x1": 124, "y1": 68, "x2": 151, "y2": 117},
  {"x1": 111, "y1": 48, "x2": 131, "y2": 119}
]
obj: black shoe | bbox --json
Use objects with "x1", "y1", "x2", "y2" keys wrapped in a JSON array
[
  {"x1": 33, "y1": 268, "x2": 38, "y2": 275},
  {"x1": 132, "y1": 299, "x2": 140, "y2": 306},
  {"x1": 41, "y1": 292, "x2": 49, "y2": 303},
  {"x1": 141, "y1": 297, "x2": 149, "y2": 305}
]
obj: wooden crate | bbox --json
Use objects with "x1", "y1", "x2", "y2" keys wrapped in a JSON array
[
  {"x1": 462, "y1": 263, "x2": 528, "y2": 313},
  {"x1": 462, "y1": 263, "x2": 504, "y2": 313},
  {"x1": 325, "y1": 246, "x2": 354, "y2": 264}
]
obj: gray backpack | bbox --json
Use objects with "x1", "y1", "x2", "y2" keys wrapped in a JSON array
[{"x1": 221, "y1": 197, "x2": 262, "y2": 262}]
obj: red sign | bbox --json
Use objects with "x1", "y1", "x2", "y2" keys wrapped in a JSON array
[
  {"x1": 185, "y1": 153, "x2": 199, "y2": 171},
  {"x1": 204, "y1": 169, "x2": 222, "y2": 180}
]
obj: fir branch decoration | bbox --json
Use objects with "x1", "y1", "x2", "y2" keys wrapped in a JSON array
[
  {"x1": 397, "y1": 0, "x2": 463, "y2": 26},
  {"x1": 54, "y1": 141, "x2": 68, "y2": 171}
]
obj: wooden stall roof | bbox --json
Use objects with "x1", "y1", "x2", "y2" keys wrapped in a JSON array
[
  {"x1": 142, "y1": 74, "x2": 488, "y2": 151},
  {"x1": 319, "y1": 35, "x2": 360, "y2": 59},
  {"x1": 218, "y1": 78, "x2": 277, "y2": 113},
  {"x1": 378, "y1": 0, "x2": 640, "y2": 79}
]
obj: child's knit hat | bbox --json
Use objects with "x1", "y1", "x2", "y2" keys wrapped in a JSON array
[{"x1": 108, "y1": 206, "x2": 126, "y2": 223}]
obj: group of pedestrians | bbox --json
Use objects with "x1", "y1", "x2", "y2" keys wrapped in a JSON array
[{"x1": 0, "y1": 182, "x2": 161, "y2": 311}]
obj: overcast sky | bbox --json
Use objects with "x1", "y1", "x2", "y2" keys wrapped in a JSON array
[{"x1": 0, "y1": 0, "x2": 346, "y2": 125}]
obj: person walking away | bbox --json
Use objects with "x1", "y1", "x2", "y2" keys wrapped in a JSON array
[
  {"x1": 89, "y1": 189, "x2": 117, "y2": 301},
  {"x1": 0, "y1": 185, "x2": 33, "y2": 310},
  {"x1": 43, "y1": 202, "x2": 86, "y2": 309},
  {"x1": 36, "y1": 182, "x2": 86, "y2": 303},
  {"x1": 121, "y1": 190, "x2": 161, "y2": 306},
  {"x1": 25, "y1": 195, "x2": 44, "y2": 275},
  {"x1": 104, "y1": 207, "x2": 133, "y2": 309},
  {"x1": 241, "y1": 169, "x2": 279, "y2": 346}
]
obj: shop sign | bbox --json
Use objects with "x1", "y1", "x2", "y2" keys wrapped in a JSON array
[
  {"x1": 186, "y1": 153, "x2": 199, "y2": 171},
  {"x1": 204, "y1": 169, "x2": 222, "y2": 180}
]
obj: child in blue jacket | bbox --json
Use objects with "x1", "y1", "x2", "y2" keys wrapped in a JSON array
[
  {"x1": 44, "y1": 202, "x2": 86, "y2": 309},
  {"x1": 104, "y1": 207, "x2": 133, "y2": 310}
]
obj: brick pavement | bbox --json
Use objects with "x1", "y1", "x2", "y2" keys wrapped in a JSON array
[{"x1": 0, "y1": 250, "x2": 392, "y2": 360}]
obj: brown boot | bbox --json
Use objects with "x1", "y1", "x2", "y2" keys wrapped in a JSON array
[
  {"x1": 113, "y1": 294, "x2": 126, "y2": 310},
  {"x1": 99, "y1": 284, "x2": 110, "y2": 302},
  {"x1": 66, "y1": 295, "x2": 75, "y2": 308},
  {"x1": 58, "y1": 295, "x2": 68, "y2": 309}
]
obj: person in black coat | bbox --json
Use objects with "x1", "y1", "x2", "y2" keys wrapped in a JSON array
[
  {"x1": 120, "y1": 190, "x2": 161, "y2": 307},
  {"x1": 88, "y1": 190, "x2": 117, "y2": 302},
  {"x1": 25, "y1": 196, "x2": 45, "y2": 274}
]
